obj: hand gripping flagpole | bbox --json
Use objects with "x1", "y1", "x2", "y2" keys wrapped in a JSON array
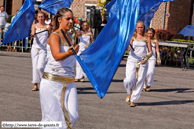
[
  {"x1": 31, "y1": 30, "x2": 49, "y2": 45},
  {"x1": 61, "y1": 29, "x2": 103, "y2": 98},
  {"x1": 61, "y1": 29, "x2": 77, "y2": 55}
]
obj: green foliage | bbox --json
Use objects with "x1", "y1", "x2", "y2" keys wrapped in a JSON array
[
  {"x1": 7, "y1": 15, "x2": 14, "y2": 23},
  {"x1": 171, "y1": 39, "x2": 194, "y2": 43}
]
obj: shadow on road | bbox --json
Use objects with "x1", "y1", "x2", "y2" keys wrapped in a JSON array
[
  {"x1": 112, "y1": 79, "x2": 123, "y2": 82},
  {"x1": 156, "y1": 65, "x2": 194, "y2": 70},
  {"x1": 0, "y1": 53, "x2": 30, "y2": 58},
  {"x1": 149, "y1": 88, "x2": 194, "y2": 93},
  {"x1": 136, "y1": 100, "x2": 194, "y2": 106},
  {"x1": 77, "y1": 87, "x2": 125, "y2": 94},
  {"x1": 119, "y1": 64, "x2": 126, "y2": 67},
  {"x1": 78, "y1": 79, "x2": 124, "y2": 83}
]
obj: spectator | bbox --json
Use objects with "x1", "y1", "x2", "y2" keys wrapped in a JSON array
[
  {"x1": 168, "y1": 51, "x2": 174, "y2": 65},
  {"x1": 44, "y1": 13, "x2": 51, "y2": 25},
  {"x1": 183, "y1": 46, "x2": 189, "y2": 71},
  {"x1": 175, "y1": 50, "x2": 182, "y2": 66},
  {"x1": 161, "y1": 47, "x2": 168, "y2": 65},
  {"x1": 11, "y1": 10, "x2": 19, "y2": 52},
  {"x1": 0, "y1": 6, "x2": 9, "y2": 38},
  {"x1": 11, "y1": 10, "x2": 19, "y2": 23}
]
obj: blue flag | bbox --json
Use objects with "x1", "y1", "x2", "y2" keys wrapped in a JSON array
[
  {"x1": 76, "y1": 0, "x2": 175, "y2": 98},
  {"x1": 1, "y1": 0, "x2": 36, "y2": 45},
  {"x1": 77, "y1": 0, "x2": 140, "y2": 98},
  {"x1": 39, "y1": 0, "x2": 73, "y2": 15}
]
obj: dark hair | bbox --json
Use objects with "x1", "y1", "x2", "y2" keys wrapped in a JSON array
[
  {"x1": 53, "y1": 7, "x2": 73, "y2": 31},
  {"x1": 91, "y1": 6, "x2": 96, "y2": 9},
  {"x1": 16, "y1": 10, "x2": 19, "y2": 12},
  {"x1": 45, "y1": 13, "x2": 49, "y2": 19},
  {"x1": 81, "y1": 21, "x2": 88, "y2": 31},
  {"x1": 82, "y1": 21, "x2": 87, "y2": 25},
  {"x1": 147, "y1": 28, "x2": 155, "y2": 37}
]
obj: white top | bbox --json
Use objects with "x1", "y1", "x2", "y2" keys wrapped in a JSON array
[
  {"x1": 45, "y1": 19, "x2": 51, "y2": 25},
  {"x1": 150, "y1": 40, "x2": 156, "y2": 60},
  {"x1": 78, "y1": 32, "x2": 91, "y2": 53},
  {"x1": 11, "y1": 15, "x2": 15, "y2": 23},
  {"x1": 32, "y1": 25, "x2": 49, "y2": 50},
  {"x1": 0, "y1": 11, "x2": 8, "y2": 26},
  {"x1": 44, "y1": 32, "x2": 76, "y2": 77},
  {"x1": 130, "y1": 38, "x2": 148, "y2": 60}
]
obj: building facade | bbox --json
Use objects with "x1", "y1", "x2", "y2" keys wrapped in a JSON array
[
  {"x1": 151, "y1": 0, "x2": 194, "y2": 34},
  {"x1": 71, "y1": 0, "x2": 98, "y2": 19},
  {"x1": 71, "y1": 0, "x2": 194, "y2": 34},
  {"x1": 0, "y1": 0, "x2": 42, "y2": 15},
  {"x1": 0, "y1": 0, "x2": 193, "y2": 34}
]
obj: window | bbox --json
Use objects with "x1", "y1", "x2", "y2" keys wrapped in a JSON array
[
  {"x1": 85, "y1": 4, "x2": 97, "y2": 20},
  {"x1": 4, "y1": 0, "x2": 12, "y2": 15}
]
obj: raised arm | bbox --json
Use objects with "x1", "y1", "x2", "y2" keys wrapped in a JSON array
[
  {"x1": 30, "y1": 23, "x2": 35, "y2": 39},
  {"x1": 48, "y1": 34, "x2": 79, "y2": 61},
  {"x1": 72, "y1": 27, "x2": 81, "y2": 37},
  {"x1": 5, "y1": 13, "x2": 8, "y2": 22}
]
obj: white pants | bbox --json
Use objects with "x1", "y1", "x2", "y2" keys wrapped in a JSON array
[
  {"x1": 75, "y1": 50, "x2": 86, "y2": 79},
  {"x1": 75, "y1": 60, "x2": 86, "y2": 79},
  {"x1": 146, "y1": 59, "x2": 156, "y2": 86},
  {"x1": 123, "y1": 58, "x2": 148, "y2": 102},
  {"x1": 31, "y1": 47, "x2": 47, "y2": 83},
  {"x1": 40, "y1": 79, "x2": 79, "y2": 129}
]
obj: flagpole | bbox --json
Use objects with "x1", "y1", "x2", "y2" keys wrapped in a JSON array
[
  {"x1": 61, "y1": 29, "x2": 77, "y2": 55},
  {"x1": 4, "y1": 0, "x2": 7, "y2": 12}
]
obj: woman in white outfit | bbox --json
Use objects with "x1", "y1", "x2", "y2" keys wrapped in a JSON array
[
  {"x1": 39, "y1": 7, "x2": 79, "y2": 129},
  {"x1": 123, "y1": 21, "x2": 152, "y2": 107},
  {"x1": 31, "y1": 11, "x2": 51, "y2": 91},
  {"x1": 143, "y1": 28, "x2": 161, "y2": 91},
  {"x1": 75, "y1": 21, "x2": 94, "y2": 82}
]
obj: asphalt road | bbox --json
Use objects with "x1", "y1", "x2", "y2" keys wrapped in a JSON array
[{"x1": 0, "y1": 51, "x2": 194, "y2": 129}]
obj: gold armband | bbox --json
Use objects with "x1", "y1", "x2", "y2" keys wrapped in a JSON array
[
  {"x1": 142, "y1": 53, "x2": 152, "y2": 63},
  {"x1": 157, "y1": 52, "x2": 161, "y2": 63}
]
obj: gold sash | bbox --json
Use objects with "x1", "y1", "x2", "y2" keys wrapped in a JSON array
[
  {"x1": 131, "y1": 61, "x2": 141, "y2": 95},
  {"x1": 42, "y1": 72, "x2": 75, "y2": 129}
]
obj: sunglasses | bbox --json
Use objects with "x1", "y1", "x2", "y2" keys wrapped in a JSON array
[
  {"x1": 60, "y1": 16, "x2": 73, "y2": 21},
  {"x1": 65, "y1": 17, "x2": 73, "y2": 21}
]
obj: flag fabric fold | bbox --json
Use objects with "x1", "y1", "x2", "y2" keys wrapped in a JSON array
[
  {"x1": 77, "y1": 0, "x2": 140, "y2": 98},
  {"x1": 1, "y1": 0, "x2": 36, "y2": 45},
  {"x1": 76, "y1": 0, "x2": 175, "y2": 98},
  {"x1": 39, "y1": 0, "x2": 73, "y2": 15}
]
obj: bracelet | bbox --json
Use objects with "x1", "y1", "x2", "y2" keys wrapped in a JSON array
[
  {"x1": 142, "y1": 52, "x2": 152, "y2": 63},
  {"x1": 157, "y1": 52, "x2": 161, "y2": 63}
]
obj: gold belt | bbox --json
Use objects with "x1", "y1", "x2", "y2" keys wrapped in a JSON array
[
  {"x1": 131, "y1": 61, "x2": 141, "y2": 95},
  {"x1": 42, "y1": 72, "x2": 75, "y2": 129}
]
